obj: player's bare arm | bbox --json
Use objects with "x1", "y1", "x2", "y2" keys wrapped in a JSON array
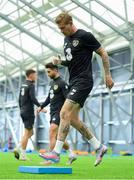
[{"x1": 96, "y1": 47, "x2": 114, "y2": 89}]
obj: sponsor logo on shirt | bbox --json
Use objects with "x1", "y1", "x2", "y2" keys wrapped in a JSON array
[{"x1": 72, "y1": 40, "x2": 79, "y2": 47}]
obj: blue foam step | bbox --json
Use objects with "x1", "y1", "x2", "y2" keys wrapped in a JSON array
[{"x1": 19, "y1": 166, "x2": 72, "y2": 174}]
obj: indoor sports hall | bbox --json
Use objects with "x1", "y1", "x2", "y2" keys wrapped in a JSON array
[{"x1": 0, "y1": 0, "x2": 134, "y2": 179}]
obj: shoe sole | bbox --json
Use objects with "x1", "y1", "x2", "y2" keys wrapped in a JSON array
[
  {"x1": 67, "y1": 157, "x2": 77, "y2": 165},
  {"x1": 19, "y1": 158, "x2": 31, "y2": 161},
  {"x1": 13, "y1": 150, "x2": 20, "y2": 160},
  {"x1": 39, "y1": 154, "x2": 60, "y2": 163},
  {"x1": 94, "y1": 147, "x2": 107, "y2": 167},
  {"x1": 40, "y1": 160, "x2": 54, "y2": 165}
]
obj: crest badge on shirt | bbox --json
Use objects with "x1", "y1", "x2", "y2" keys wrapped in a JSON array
[
  {"x1": 54, "y1": 84, "x2": 58, "y2": 90},
  {"x1": 72, "y1": 40, "x2": 79, "y2": 47}
]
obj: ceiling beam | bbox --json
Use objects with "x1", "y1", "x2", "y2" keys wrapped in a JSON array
[
  {"x1": 0, "y1": 34, "x2": 45, "y2": 65},
  {"x1": 10, "y1": 0, "x2": 63, "y2": 36},
  {"x1": 0, "y1": 12, "x2": 60, "y2": 54},
  {"x1": 71, "y1": 0, "x2": 132, "y2": 41},
  {"x1": 94, "y1": 0, "x2": 127, "y2": 23}
]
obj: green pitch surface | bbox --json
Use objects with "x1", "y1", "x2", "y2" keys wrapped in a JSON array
[{"x1": 0, "y1": 152, "x2": 134, "y2": 179}]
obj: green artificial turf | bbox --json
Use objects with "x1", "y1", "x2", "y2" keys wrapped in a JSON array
[{"x1": 0, "y1": 152, "x2": 134, "y2": 179}]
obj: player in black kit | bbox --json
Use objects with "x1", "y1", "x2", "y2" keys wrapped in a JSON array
[
  {"x1": 42, "y1": 12, "x2": 114, "y2": 166},
  {"x1": 14, "y1": 69, "x2": 42, "y2": 160},
  {"x1": 38, "y1": 63, "x2": 77, "y2": 164}
]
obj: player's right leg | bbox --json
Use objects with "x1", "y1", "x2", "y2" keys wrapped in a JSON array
[
  {"x1": 39, "y1": 118, "x2": 77, "y2": 165},
  {"x1": 40, "y1": 100, "x2": 78, "y2": 163}
]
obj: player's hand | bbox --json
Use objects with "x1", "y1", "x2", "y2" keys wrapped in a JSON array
[
  {"x1": 52, "y1": 56, "x2": 61, "y2": 65},
  {"x1": 41, "y1": 108, "x2": 47, "y2": 113},
  {"x1": 105, "y1": 75, "x2": 114, "y2": 89},
  {"x1": 37, "y1": 107, "x2": 42, "y2": 113},
  {"x1": 35, "y1": 107, "x2": 41, "y2": 117}
]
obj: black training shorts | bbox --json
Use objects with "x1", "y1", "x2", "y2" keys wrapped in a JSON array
[
  {"x1": 67, "y1": 80, "x2": 93, "y2": 107},
  {"x1": 50, "y1": 112, "x2": 60, "y2": 126},
  {"x1": 21, "y1": 113, "x2": 35, "y2": 130}
]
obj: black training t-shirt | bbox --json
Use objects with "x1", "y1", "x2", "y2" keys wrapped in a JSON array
[
  {"x1": 61, "y1": 29, "x2": 101, "y2": 84},
  {"x1": 41, "y1": 76, "x2": 68, "y2": 115},
  {"x1": 19, "y1": 80, "x2": 40, "y2": 114}
]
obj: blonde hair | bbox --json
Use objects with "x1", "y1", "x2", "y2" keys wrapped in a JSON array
[{"x1": 55, "y1": 11, "x2": 72, "y2": 25}]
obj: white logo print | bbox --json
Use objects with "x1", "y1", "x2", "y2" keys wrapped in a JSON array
[
  {"x1": 21, "y1": 88, "x2": 25, "y2": 96},
  {"x1": 72, "y1": 89, "x2": 76, "y2": 92},
  {"x1": 65, "y1": 85, "x2": 68, "y2": 89},
  {"x1": 70, "y1": 89, "x2": 77, "y2": 95},
  {"x1": 52, "y1": 117, "x2": 56, "y2": 121},
  {"x1": 50, "y1": 89, "x2": 54, "y2": 99},
  {"x1": 64, "y1": 43, "x2": 67, "y2": 49}
]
